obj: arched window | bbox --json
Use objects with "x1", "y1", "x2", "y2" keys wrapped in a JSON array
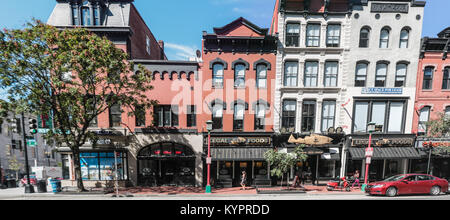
[
  {"x1": 256, "y1": 64, "x2": 268, "y2": 88},
  {"x1": 212, "y1": 63, "x2": 224, "y2": 87},
  {"x1": 423, "y1": 66, "x2": 434, "y2": 90},
  {"x1": 375, "y1": 63, "x2": 388, "y2": 87},
  {"x1": 399, "y1": 28, "x2": 409, "y2": 48},
  {"x1": 355, "y1": 62, "x2": 368, "y2": 87},
  {"x1": 234, "y1": 64, "x2": 246, "y2": 88},
  {"x1": 380, "y1": 28, "x2": 390, "y2": 48},
  {"x1": 395, "y1": 63, "x2": 408, "y2": 87},
  {"x1": 212, "y1": 102, "x2": 223, "y2": 130},
  {"x1": 359, "y1": 27, "x2": 370, "y2": 48},
  {"x1": 254, "y1": 103, "x2": 267, "y2": 130},
  {"x1": 443, "y1": 67, "x2": 450, "y2": 90}
]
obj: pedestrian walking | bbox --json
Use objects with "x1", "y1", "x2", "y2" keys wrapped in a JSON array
[
  {"x1": 240, "y1": 171, "x2": 247, "y2": 190},
  {"x1": 301, "y1": 169, "x2": 307, "y2": 185},
  {"x1": 352, "y1": 170, "x2": 361, "y2": 189},
  {"x1": 292, "y1": 169, "x2": 301, "y2": 188}
]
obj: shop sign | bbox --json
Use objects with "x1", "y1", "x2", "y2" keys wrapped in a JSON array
[
  {"x1": 208, "y1": 137, "x2": 271, "y2": 146},
  {"x1": 361, "y1": 87, "x2": 403, "y2": 95},
  {"x1": 371, "y1": 3, "x2": 409, "y2": 13},
  {"x1": 352, "y1": 138, "x2": 414, "y2": 146},
  {"x1": 417, "y1": 140, "x2": 450, "y2": 148}
]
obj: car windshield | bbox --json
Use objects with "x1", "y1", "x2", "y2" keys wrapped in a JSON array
[{"x1": 383, "y1": 175, "x2": 406, "y2": 182}]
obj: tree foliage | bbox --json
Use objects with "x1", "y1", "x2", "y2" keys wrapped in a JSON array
[
  {"x1": 264, "y1": 145, "x2": 308, "y2": 186},
  {"x1": 426, "y1": 113, "x2": 450, "y2": 155},
  {"x1": 0, "y1": 20, "x2": 155, "y2": 191}
]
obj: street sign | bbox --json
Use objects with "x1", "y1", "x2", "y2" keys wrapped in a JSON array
[
  {"x1": 365, "y1": 147, "x2": 374, "y2": 157},
  {"x1": 366, "y1": 157, "x2": 372, "y2": 164},
  {"x1": 27, "y1": 139, "x2": 36, "y2": 147}
]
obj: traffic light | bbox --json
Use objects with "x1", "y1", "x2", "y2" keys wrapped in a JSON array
[
  {"x1": 10, "y1": 118, "x2": 19, "y2": 133},
  {"x1": 29, "y1": 118, "x2": 37, "y2": 134}
]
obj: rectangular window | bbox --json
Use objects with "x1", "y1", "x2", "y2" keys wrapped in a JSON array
[
  {"x1": 321, "y1": 101, "x2": 336, "y2": 132},
  {"x1": 306, "y1": 24, "x2": 320, "y2": 47},
  {"x1": 282, "y1": 100, "x2": 296, "y2": 131},
  {"x1": 146, "y1": 36, "x2": 151, "y2": 55},
  {"x1": 212, "y1": 103, "x2": 223, "y2": 130},
  {"x1": 135, "y1": 105, "x2": 146, "y2": 127},
  {"x1": 234, "y1": 64, "x2": 246, "y2": 88},
  {"x1": 418, "y1": 107, "x2": 430, "y2": 134},
  {"x1": 254, "y1": 104, "x2": 266, "y2": 130},
  {"x1": 375, "y1": 63, "x2": 387, "y2": 87},
  {"x1": 187, "y1": 105, "x2": 196, "y2": 127},
  {"x1": 302, "y1": 101, "x2": 316, "y2": 132},
  {"x1": 326, "y1": 24, "x2": 341, "y2": 47},
  {"x1": 109, "y1": 104, "x2": 122, "y2": 127},
  {"x1": 304, "y1": 61, "x2": 318, "y2": 87},
  {"x1": 354, "y1": 102, "x2": 369, "y2": 133},
  {"x1": 233, "y1": 104, "x2": 245, "y2": 131},
  {"x1": 72, "y1": 6, "x2": 79, "y2": 25},
  {"x1": 93, "y1": 7, "x2": 100, "y2": 26},
  {"x1": 324, "y1": 61, "x2": 338, "y2": 87},
  {"x1": 212, "y1": 64, "x2": 224, "y2": 88},
  {"x1": 395, "y1": 64, "x2": 407, "y2": 87},
  {"x1": 286, "y1": 23, "x2": 300, "y2": 47},
  {"x1": 284, "y1": 61, "x2": 298, "y2": 87},
  {"x1": 80, "y1": 152, "x2": 128, "y2": 181},
  {"x1": 154, "y1": 105, "x2": 178, "y2": 127},
  {"x1": 353, "y1": 100, "x2": 406, "y2": 133},
  {"x1": 443, "y1": 68, "x2": 450, "y2": 90},
  {"x1": 81, "y1": 7, "x2": 91, "y2": 26},
  {"x1": 423, "y1": 67, "x2": 434, "y2": 90}
]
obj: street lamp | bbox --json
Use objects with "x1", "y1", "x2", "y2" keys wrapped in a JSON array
[
  {"x1": 362, "y1": 122, "x2": 376, "y2": 192},
  {"x1": 205, "y1": 120, "x2": 213, "y2": 194}
]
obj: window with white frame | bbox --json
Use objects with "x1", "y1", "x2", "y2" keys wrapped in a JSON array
[
  {"x1": 286, "y1": 23, "x2": 300, "y2": 47},
  {"x1": 375, "y1": 63, "x2": 388, "y2": 87},
  {"x1": 380, "y1": 28, "x2": 390, "y2": 48},
  {"x1": 399, "y1": 28, "x2": 409, "y2": 48},
  {"x1": 418, "y1": 106, "x2": 431, "y2": 135},
  {"x1": 256, "y1": 64, "x2": 268, "y2": 88},
  {"x1": 304, "y1": 61, "x2": 318, "y2": 87},
  {"x1": 321, "y1": 101, "x2": 336, "y2": 132},
  {"x1": 306, "y1": 24, "x2": 320, "y2": 47},
  {"x1": 282, "y1": 100, "x2": 296, "y2": 131},
  {"x1": 212, "y1": 102, "x2": 223, "y2": 130},
  {"x1": 355, "y1": 62, "x2": 368, "y2": 87},
  {"x1": 359, "y1": 28, "x2": 370, "y2": 48},
  {"x1": 234, "y1": 64, "x2": 246, "y2": 88},
  {"x1": 423, "y1": 66, "x2": 434, "y2": 90},
  {"x1": 326, "y1": 24, "x2": 341, "y2": 47},
  {"x1": 353, "y1": 100, "x2": 406, "y2": 133},
  {"x1": 443, "y1": 67, "x2": 450, "y2": 90},
  {"x1": 254, "y1": 104, "x2": 266, "y2": 130},
  {"x1": 284, "y1": 61, "x2": 298, "y2": 87},
  {"x1": 233, "y1": 103, "x2": 245, "y2": 131},
  {"x1": 212, "y1": 63, "x2": 224, "y2": 87},
  {"x1": 395, "y1": 63, "x2": 407, "y2": 87},
  {"x1": 324, "y1": 61, "x2": 338, "y2": 87}
]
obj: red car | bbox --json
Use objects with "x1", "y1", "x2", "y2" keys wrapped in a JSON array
[
  {"x1": 366, "y1": 174, "x2": 449, "y2": 197},
  {"x1": 20, "y1": 175, "x2": 37, "y2": 186}
]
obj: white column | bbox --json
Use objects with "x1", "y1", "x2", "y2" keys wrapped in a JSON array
[{"x1": 296, "y1": 99, "x2": 303, "y2": 133}]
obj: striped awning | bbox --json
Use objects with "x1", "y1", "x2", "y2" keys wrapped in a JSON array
[
  {"x1": 211, "y1": 148, "x2": 272, "y2": 161},
  {"x1": 348, "y1": 147, "x2": 422, "y2": 160}
]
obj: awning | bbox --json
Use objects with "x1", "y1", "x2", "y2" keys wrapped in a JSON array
[
  {"x1": 348, "y1": 147, "x2": 422, "y2": 160},
  {"x1": 211, "y1": 148, "x2": 272, "y2": 161}
]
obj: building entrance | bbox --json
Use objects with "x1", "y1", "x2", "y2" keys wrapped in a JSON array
[{"x1": 137, "y1": 142, "x2": 196, "y2": 186}]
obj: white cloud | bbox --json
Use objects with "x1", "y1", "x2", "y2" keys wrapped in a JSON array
[{"x1": 164, "y1": 42, "x2": 199, "y2": 61}]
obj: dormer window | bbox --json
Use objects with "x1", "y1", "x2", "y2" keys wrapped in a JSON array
[{"x1": 71, "y1": 1, "x2": 102, "y2": 26}]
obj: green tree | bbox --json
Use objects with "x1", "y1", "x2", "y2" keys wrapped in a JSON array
[
  {"x1": 0, "y1": 20, "x2": 154, "y2": 191},
  {"x1": 8, "y1": 154, "x2": 23, "y2": 180},
  {"x1": 427, "y1": 113, "x2": 450, "y2": 155},
  {"x1": 264, "y1": 145, "x2": 308, "y2": 188}
]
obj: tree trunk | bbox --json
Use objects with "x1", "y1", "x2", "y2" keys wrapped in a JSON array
[{"x1": 72, "y1": 147, "x2": 86, "y2": 192}]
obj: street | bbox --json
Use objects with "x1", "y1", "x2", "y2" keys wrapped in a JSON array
[{"x1": 1, "y1": 187, "x2": 449, "y2": 200}]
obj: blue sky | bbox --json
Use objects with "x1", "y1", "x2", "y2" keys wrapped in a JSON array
[{"x1": 0, "y1": 0, "x2": 449, "y2": 60}]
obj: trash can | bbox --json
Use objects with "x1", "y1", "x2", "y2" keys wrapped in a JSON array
[
  {"x1": 49, "y1": 179, "x2": 61, "y2": 193},
  {"x1": 6, "y1": 179, "x2": 17, "y2": 188},
  {"x1": 37, "y1": 180, "x2": 47, "y2": 193}
]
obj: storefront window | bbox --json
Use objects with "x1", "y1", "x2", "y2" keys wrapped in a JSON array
[{"x1": 80, "y1": 152, "x2": 127, "y2": 181}]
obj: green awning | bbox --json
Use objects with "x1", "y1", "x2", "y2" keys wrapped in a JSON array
[{"x1": 348, "y1": 147, "x2": 421, "y2": 160}]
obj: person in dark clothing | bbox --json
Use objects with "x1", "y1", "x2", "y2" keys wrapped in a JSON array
[{"x1": 292, "y1": 169, "x2": 301, "y2": 188}]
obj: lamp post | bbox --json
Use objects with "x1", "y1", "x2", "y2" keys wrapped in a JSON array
[
  {"x1": 362, "y1": 122, "x2": 376, "y2": 192},
  {"x1": 205, "y1": 120, "x2": 213, "y2": 194}
]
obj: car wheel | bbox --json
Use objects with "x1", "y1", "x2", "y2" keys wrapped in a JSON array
[
  {"x1": 386, "y1": 187, "x2": 397, "y2": 197},
  {"x1": 430, "y1": 186, "x2": 441, "y2": 196}
]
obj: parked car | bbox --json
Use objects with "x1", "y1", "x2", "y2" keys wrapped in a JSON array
[
  {"x1": 365, "y1": 174, "x2": 449, "y2": 197},
  {"x1": 20, "y1": 175, "x2": 37, "y2": 186}
]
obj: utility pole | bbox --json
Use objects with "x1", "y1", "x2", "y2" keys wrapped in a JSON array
[{"x1": 21, "y1": 113, "x2": 34, "y2": 193}]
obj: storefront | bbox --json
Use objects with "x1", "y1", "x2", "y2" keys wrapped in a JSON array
[
  {"x1": 414, "y1": 138, "x2": 450, "y2": 179},
  {"x1": 137, "y1": 142, "x2": 196, "y2": 186},
  {"x1": 275, "y1": 133, "x2": 344, "y2": 183},
  {"x1": 204, "y1": 133, "x2": 273, "y2": 188},
  {"x1": 344, "y1": 134, "x2": 420, "y2": 181}
]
